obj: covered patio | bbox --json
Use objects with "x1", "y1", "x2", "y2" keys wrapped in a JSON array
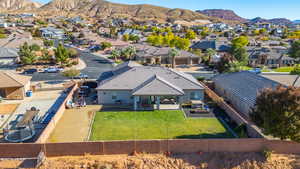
[
  {"x1": 133, "y1": 95, "x2": 181, "y2": 110},
  {"x1": 132, "y1": 75, "x2": 184, "y2": 110}
]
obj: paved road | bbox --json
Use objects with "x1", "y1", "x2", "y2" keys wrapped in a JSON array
[
  {"x1": 31, "y1": 52, "x2": 114, "y2": 81},
  {"x1": 79, "y1": 52, "x2": 114, "y2": 80}
]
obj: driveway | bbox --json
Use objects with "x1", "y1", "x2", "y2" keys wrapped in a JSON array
[{"x1": 31, "y1": 51, "x2": 114, "y2": 81}]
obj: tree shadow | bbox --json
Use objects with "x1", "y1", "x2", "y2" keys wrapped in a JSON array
[
  {"x1": 175, "y1": 132, "x2": 234, "y2": 139},
  {"x1": 18, "y1": 159, "x2": 37, "y2": 168}
]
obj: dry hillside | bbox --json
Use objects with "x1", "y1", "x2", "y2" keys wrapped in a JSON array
[
  {"x1": 39, "y1": 0, "x2": 212, "y2": 22},
  {"x1": 0, "y1": 152, "x2": 299, "y2": 169},
  {"x1": 0, "y1": 0, "x2": 41, "y2": 11}
]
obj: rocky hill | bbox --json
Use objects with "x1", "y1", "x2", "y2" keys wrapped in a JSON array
[
  {"x1": 40, "y1": 0, "x2": 211, "y2": 22},
  {"x1": 41, "y1": 0, "x2": 92, "y2": 11},
  {"x1": 197, "y1": 9, "x2": 247, "y2": 22},
  {"x1": 249, "y1": 17, "x2": 293, "y2": 25},
  {"x1": 0, "y1": 0, "x2": 41, "y2": 11}
]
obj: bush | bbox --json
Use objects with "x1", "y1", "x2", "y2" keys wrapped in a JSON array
[
  {"x1": 197, "y1": 76, "x2": 206, "y2": 81},
  {"x1": 262, "y1": 149, "x2": 273, "y2": 160},
  {"x1": 71, "y1": 60, "x2": 79, "y2": 65},
  {"x1": 290, "y1": 65, "x2": 300, "y2": 75},
  {"x1": 101, "y1": 42, "x2": 112, "y2": 50},
  {"x1": 30, "y1": 44, "x2": 41, "y2": 51},
  {"x1": 234, "y1": 124, "x2": 248, "y2": 138}
]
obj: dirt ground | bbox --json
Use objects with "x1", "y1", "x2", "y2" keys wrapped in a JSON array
[
  {"x1": 0, "y1": 153, "x2": 299, "y2": 169},
  {"x1": 47, "y1": 105, "x2": 102, "y2": 142},
  {"x1": 0, "y1": 104, "x2": 19, "y2": 115}
]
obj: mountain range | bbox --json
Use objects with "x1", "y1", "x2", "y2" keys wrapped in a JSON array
[
  {"x1": 2, "y1": 0, "x2": 210, "y2": 22},
  {"x1": 197, "y1": 9, "x2": 296, "y2": 25},
  {"x1": 0, "y1": 0, "x2": 297, "y2": 25},
  {"x1": 197, "y1": 9, "x2": 247, "y2": 23},
  {"x1": 0, "y1": 0, "x2": 41, "y2": 11}
]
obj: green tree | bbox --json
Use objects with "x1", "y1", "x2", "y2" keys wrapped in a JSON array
[
  {"x1": 175, "y1": 38, "x2": 190, "y2": 50},
  {"x1": 215, "y1": 55, "x2": 234, "y2": 73},
  {"x1": 30, "y1": 44, "x2": 41, "y2": 51},
  {"x1": 231, "y1": 36, "x2": 249, "y2": 48},
  {"x1": 259, "y1": 28, "x2": 267, "y2": 35},
  {"x1": 32, "y1": 28, "x2": 41, "y2": 37},
  {"x1": 250, "y1": 86, "x2": 300, "y2": 142},
  {"x1": 185, "y1": 29, "x2": 196, "y2": 40},
  {"x1": 101, "y1": 42, "x2": 112, "y2": 50},
  {"x1": 43, "y1": 39, "x2": 54, "y2": 47},
  {"x1": 129, "y1": 35, "x2": 140, "y2": 43},
  {"x1": 18, "y1": 42, "x2": 36, "y2": 65},
  {"x1": 121, "y1": 46, "x2": 136, "y2": 60},
  {"x1": 290, "y1": 64, "x2": 300, "y2": 75},
  {"x1": 230, "y1": 36, "x2": 249, "y2": 63},
  {"x1": 289, "y1": 40, "x2": 300, "y2": 59},
  {"x1": 40, "y1": 49, "x2": 52, "y2": 62},
  {"x1": 203, "y1": 48, "x2": 216, "y2": 64},
  {"x1": 200, "y1": 27, "x2": 210, "y2": 38},
  {"x1": 55, "y1": 43, "x2": 70, "y2": 65},
  {"x1": 122, "y1": 34, "x2": 129, "y2": 41},
  {"x1": 109, "y1": 27, "x2": 117, "y2": 38},
  {"x1": 168, "y1": 48, "x2": 179, "y2": 68},
  {"x1": 111, "y1": 49, "x2": 121, "y2": 61},
  {"x1": 68, "y1": 48, "x2": 79, "y2": 58}
]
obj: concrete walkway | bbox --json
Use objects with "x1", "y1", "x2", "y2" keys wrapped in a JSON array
[{"x1": 47, "y1": 105, "x2": 102, "y2": 142}]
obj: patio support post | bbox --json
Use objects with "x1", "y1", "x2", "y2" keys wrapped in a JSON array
[
  {"x1": 156, "y1": 96, "x2": 160, "y2": 110},
  {"x1": 134, "y1": 96, "x2": 138, "y2": 110}
]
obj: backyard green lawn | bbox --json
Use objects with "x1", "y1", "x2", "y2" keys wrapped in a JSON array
[{"x1": 90, "y1": 110, "x2": 233, "y2": 141}]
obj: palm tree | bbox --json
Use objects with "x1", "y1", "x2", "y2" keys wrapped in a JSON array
[
  {"x1": 121, "y1": 46, "x2": 136, "y2": 60},
  {"x1": 205, "y1": 48, "x2": 217, "y2": 64},
  {"x1": 168, "y1": 48, "x2": 179, "y2": 68},
  {"x1": 111, "y1": 49, "x2": 120, "y2": 61}
]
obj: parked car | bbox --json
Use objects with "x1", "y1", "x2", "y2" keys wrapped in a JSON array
[
  {"x1": 74, "y1": 73, "x2": 89, "y2": 79},
  {"x1": 44, "y1": 67, "x2": 64, "y2": 73},
  {"x1": 23, "y1": 69, "x2": 37, "y2": 74}
]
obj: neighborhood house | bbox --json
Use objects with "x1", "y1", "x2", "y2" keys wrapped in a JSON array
[
  {"x1": 97, "y1": 61, "x2": 204, "y2": 110},
  {"x1": 212, "y1": 71, "x2": 280, "y2": 117},
  {"x1": 0, "y1": 71, "x2": 31, "y2": 100}
]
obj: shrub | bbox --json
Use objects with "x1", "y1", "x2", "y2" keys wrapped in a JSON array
[
  {"x1": 261, "y1": 149, "x2": 273, "y2": 160},
  {"x1": 197, "y1": 76, "x2": 205, "y2": 81},
  {"x1": 71, "y1": 60, "x2": 79, "y2": 65},
  {"x1": 234, "y1": 124, "x2": 248, "y2": 138}
]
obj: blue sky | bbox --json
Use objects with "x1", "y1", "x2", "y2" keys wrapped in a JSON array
[{"x1": 37, "y1": 0, "x2": 300, "y2": 20}]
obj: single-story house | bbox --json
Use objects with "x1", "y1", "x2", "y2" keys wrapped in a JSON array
[
  {"x1": 261, "y1": 74, "x2": 300, "y2": 87},
  {"x1": 248, "y1": 47, "x2": 294, "y2": 68},
  {"x1": 212, "y1": 71, "x2": 280, "y2": 117},
  {"x1": 132, "y1": 44, "x2": 201, "y2": 65},
  {"x1": 97, "y1": 61, "x2": 204, "y2": 110},
  {"x1": 0, "y1": 48, "x2": 19, "y2": 67},
  {"x1": 0, "y1": 71, "x2": 31, "y2": 100},
  {"x1": 190, "y1": 40, "x2": 231, "y2": 53},
  {"x1": 40, "y1": 27, "x2": 66, "y2": 40}
]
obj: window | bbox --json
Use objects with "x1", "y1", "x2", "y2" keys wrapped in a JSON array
[
  {"x1": 190, "y1": 91, "x2": 200, "y2": 100},
  {"x1": 112, "y1": 92, "x2": 117, "y2": 100}
]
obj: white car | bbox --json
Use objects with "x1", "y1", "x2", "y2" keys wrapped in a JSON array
[{"x1": 44, "y1": 67, "x2": 64, "y2": 73}]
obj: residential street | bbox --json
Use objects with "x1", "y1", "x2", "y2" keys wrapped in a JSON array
[{"x1": 31, "y1": 51, "x2": 114, "y2": 81}]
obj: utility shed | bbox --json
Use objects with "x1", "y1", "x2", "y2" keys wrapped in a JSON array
[{"x1": 212, "y1": 71, "x2": 280, "y2": 117}]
